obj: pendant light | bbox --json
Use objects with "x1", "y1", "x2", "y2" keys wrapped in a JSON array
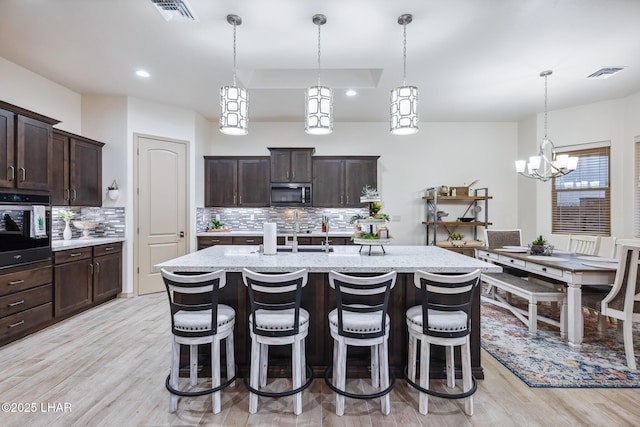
[
  {"x1": 305, "y1": 14, "x2": 333, "y2": 135},
  {"x1": 390, "y1": 13, "x2": 419, "y2": 135},
  {"x1": 220, "y1": 14, "x2": 248, "y2": 135},
  {"x1": 515, "y1": 70, "x2": 578, "y2": 181}
]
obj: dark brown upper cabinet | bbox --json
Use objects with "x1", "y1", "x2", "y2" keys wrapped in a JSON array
[
  {"x1": 268, "y1": 148, "x2": 314, "y2": 183},
  {"x1": 204, "y1": 156, "x2": 270, "y2": 207},
  {"x1": 52, "y1": 129, "x2": 104, "y2": 207},
  {"x1": 0, "y1": 102, "x2": 59, "y2": 191},
  {"x1": 312, "y1": 156, "x2": 378, "y2": 207}
]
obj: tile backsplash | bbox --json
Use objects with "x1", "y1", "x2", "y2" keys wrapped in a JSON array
[
  {"x1": 52, "y1": 207, "x2": 125, "y2": 240},
  {"x1": 196, "y1": 207, "x2": 368, "y2": 234}
]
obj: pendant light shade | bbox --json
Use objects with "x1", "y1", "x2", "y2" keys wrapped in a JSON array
[
  {"x1": 305, "y1": 14, "x2": 333, "y2": 135},
  {"x1": 390, "y1": 14, "x2": 419, "y2": 135},
  {"x1": 220, "y1": 14, "x2": 248, "y2": 136}
]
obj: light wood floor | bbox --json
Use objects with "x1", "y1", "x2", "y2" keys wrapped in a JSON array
[{"x1": 1, "y1": 293, "x2": 639, "y2": 427}]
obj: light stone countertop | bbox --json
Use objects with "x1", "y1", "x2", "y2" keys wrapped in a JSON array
[
  {"x1": 196, "y1": 231, "x2": 353, "y2": 237},
  {"x1": 52, "y1": 237, "x2": 125, "y2": 251},
  {"x1": 154, "y1": 244, "x2": 502, "y2": 274}
]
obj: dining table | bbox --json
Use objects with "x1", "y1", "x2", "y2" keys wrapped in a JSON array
[{"x1": 476, "y1": 246, "x2": 617, "y2": 349}]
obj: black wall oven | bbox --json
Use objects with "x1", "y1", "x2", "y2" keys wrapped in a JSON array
[{"x1": 0, "y1": 192, "x2": 52, "y2": 268}]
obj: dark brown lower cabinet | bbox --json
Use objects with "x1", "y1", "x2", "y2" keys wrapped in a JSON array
[
  {"x1": 92, "y1": 243, "x2": 122, "y2": 303},
  {"x1": 54, "y1": 247, "x2": 93, "y2": 317}
]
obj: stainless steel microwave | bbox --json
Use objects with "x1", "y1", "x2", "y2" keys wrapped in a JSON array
[{"x1": 270, "y1": 183, "x2": 312, "y2": 207}]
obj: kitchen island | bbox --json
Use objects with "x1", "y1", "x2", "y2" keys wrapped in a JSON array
[{"x1": 155, "y1": 245, "x2": 501, "y2": 379}]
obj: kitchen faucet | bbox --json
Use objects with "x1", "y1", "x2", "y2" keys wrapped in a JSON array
[{"x1": 322, "y1": 215, "x2": 330, "y2": 253}]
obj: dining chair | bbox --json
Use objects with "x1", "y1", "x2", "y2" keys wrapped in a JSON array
[
  {"x1": 161, "y1": 269, "x2": 236, "y2": 414},
  {"x1": 582, "y1": 239, "x2": 640, "y2": 370},
  {"x1": 597, "y1": 236, "x2": 617, "y2": 258},
  {"x1": 483, "y1": 229, "x2": 522, "y2": 248},
  {"x1": 567, "y1": 234, "x2": 601, "y2": 255}
]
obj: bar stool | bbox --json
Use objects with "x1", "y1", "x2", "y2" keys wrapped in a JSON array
[
  {"x1": 325, "y1": 270, "x2": 397, "y2": 416},
  {"x1": 160, "y1": 269, "x2": 236, "y2": 414},
  {"x1": 406, "y1": 269, "x2": 480, "y2": 416},
  {"x1": 241, "y1": 268, "x2": 313, "y2": 415}
]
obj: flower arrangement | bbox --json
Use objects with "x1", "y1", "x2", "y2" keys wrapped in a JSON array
[{"x1": 59, "y1": 209, "x2": 75, "y2": 222}]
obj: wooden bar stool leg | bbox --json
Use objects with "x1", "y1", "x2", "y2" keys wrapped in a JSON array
[
  {"x1": 462, "y1": 340, "x2": 473, "y2": 416},
  {"x1": 293, "y1": 337, "x2": 303, "y2": 415},
  {"x1": 371, "y1": 344, "x2": 379, "y2": 388},
  {"x1": 446, "y1": 345, "x2": 455, "y2": 388},
  {"x1": 212, "y1": 339, "x2": 221, "y2": 414},
  {"x1": 380, "y1": 340, "x2": 390, "y2": 415},
  {"x1": 170, "y1": 339, "x2": 180, "y2": 413},
  {"x1": 226, "y1": 334, "x2": 235, "y2": 387},
  {"x1": 259, "y1": 343, "x2": 268, "y2": 387},
  {"x1": 190, "y1": 344, "x2": 198, "y2": 386},
  {"x1": 419, "y1": 339, "x2": 430, "y2": 415},
  {"x1": 408, "y1": 335, "x2": 417, "y2": 382},
  {"x1": 249, "y1": 337, "x2": 260, "y2": 414}
]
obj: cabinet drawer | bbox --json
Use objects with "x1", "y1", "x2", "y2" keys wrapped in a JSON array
[
  {"x1": 498, "y1": 255, "x2": 526, "y2": 267},
  {"x1": 476, "y1": 250, "x2": 499, "y2": 261},
  {"x1": 0, "y1": 302, "x2": 52, "y2": 341},
  {"x1": 0, "y1": 265, "x2": 52, "y2": 296},
  {"x1": 0, "y1": 284, "x2": 53, "y2": 318},
  {"x1": 93, "y1": 242, "x2": 122, "y2": 257},
  {"x1": 198, "y1": 236, "x2": 233, "y2": 249},
  {"x1": 311, "y1": 237, "x2": 349, "y2": 246},
  {"x1": 54, "y1": 247, "x2": 92, "y2": 264},
  {"x1": 527, "y1": 262, "x2": 564, "y2": 279},
  {"x1": 232, "y1": 236, "x2": 263, "y2": 245}
]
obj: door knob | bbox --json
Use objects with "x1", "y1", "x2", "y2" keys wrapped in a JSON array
[{"x1": 179, "y1": 231, "x2": 185, "y2": 238}]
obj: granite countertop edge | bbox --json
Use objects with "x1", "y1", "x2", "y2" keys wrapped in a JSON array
[
  {"x1": 52, "y1": 237, "x2": 125, "y2": 251},
  {"x1": 196, "y1": 231, "x2": 353, "y2": 237}
]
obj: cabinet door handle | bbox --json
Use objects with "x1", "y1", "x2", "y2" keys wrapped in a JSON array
[
  {"x1": 69, "y1": 253, "x2": 83, "y2": 257},
  {"x1": 103, "y1": 247, "x2": 114, "y2": 251},
  {"x1": 212, "y1": 239, "x2": 220, "y2": 244},
  {"x1": 8, "y1": 165, "x2": 15, "y2": 181},
  {"x1": 245, "y1": 239, "x2": 255, "y2": 243},
  {"x1": 96, "y1": 262, "x2": 100, "y2": 274},
  {"x1": 65, "y1": 188, "x2": 70, "y2": 201},
  {"x1": 19, "y1": 167, "x2": 26, "y2": 182},
  {"x1": 233, "y1": 194, "x2": 237, "y2": 204},
  {"x1": 239, "y1": 195, "x2": 242, "y2": 205},
  {"x1": 8, "y1": 300, "x2": 25, "y2": 307},
  {"x1": 8, "y1": 279, "x2": 25, "y2": 286},
  {"x1": 8, "y1": 320, "x2": 25, "y2": 328},
  {"x1": 72, "y1": 189, "x2": 77, "y2": 201},
  {"x1": 90, "y1": 264, "x2": 94, "y2": 275}
]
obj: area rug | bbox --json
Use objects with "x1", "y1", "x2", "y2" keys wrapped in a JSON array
[{"x1": 481, "y1": 302, "x2": 640, "y2": 387}]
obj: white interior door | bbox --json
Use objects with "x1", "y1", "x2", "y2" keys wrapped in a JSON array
[{"x1": 135, "y1": 135, "x2": 188, "y2": 295}]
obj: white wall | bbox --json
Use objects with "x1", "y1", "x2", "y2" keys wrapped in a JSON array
[
  {"x1": 203, "y1": 121, "x2": 519, "y2": 244},
  {"x1": 0, "y1": 57, "x2": 82, "y2": 133}
]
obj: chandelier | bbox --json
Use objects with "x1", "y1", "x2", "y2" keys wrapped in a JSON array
[
  {"x1": 305, "y1": 14, "x2": 333, "y2": 135},
  {"x1": 515, "y1": 70, "x2": 577, "y2": 181},
  {"x1": 220, "y1": 14, "x2": 248, "y2": 136},
  {"x1": 390, "y1": 13, "x2": 418, "y2": 135}
]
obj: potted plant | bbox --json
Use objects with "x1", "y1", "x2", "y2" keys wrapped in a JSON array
[
  {"x1": 449, "y1": 233, "x2": 465, "y2": 247},
  {"x1": 107, "y1": 180, "x2": 119, "y2": 200},
  {"x1": 529, "y1": 235, "x2": 553, "y2": 255},
  {"x1": 208, "y1": 218, "x2": 226, "y2": 231}
]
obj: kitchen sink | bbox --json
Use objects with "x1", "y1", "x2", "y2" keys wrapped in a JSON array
[{"x1": 276, "y1": 246, "x2": 333, "y2": 253}]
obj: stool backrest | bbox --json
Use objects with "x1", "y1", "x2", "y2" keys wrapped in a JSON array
[
  {"x1": 242, "y1": 268, "x2": 308, "y2": 338},
  {"x1": 328, "y1": 270, "x2": 397, "y2": 340},
  {"x1": 161, "y1": 268, "x2": 227, "y2": 338},
  {"x1": 413, "y1": 269, "x2": 481, "y2": 339},
  {"x1": 484, "y1": 229, "x2": 521, "y2": 248}
]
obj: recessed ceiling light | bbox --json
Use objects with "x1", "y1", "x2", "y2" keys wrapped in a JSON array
[
  {"x1": 586, "y1": 67, "x2": 625, "y2": 79},
  {"x1": 136, "y1": 69, "x2": 151, "y2": 78},
  {"x1": 345, "y1": 89, "x2": 357, "y2": 97}
]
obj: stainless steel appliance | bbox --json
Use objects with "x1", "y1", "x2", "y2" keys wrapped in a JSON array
[
  {"x1": 0, "y1": 192, "x2": 52, "y2": 268},
  {"x1": 270, "y1": 183, "x2": 312, "y2": 207}
]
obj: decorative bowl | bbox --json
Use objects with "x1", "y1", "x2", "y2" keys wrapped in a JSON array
[
  {"x1": 72, "y1": 220, "x2": 99, "y2": 239},
  {"x1": 529, "y1": 244, "x2": 554, "y2": 256}
]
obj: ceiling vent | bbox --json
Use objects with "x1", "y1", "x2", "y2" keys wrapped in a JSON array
[
  {"x1": 150, "y1": 0, "x2": 198, "y2": 22},
  {"x1": 586, "y1": 67, "x2": 625, "y2": 79}
]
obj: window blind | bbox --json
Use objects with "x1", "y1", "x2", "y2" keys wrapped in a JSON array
[{"x1": 552, "y1": 146, "x2": 610, "y2": 235}]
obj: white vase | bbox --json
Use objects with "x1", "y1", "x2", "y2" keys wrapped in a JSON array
[{"x1": 63, "y1": 220, "x2": 72, "y2": 240}]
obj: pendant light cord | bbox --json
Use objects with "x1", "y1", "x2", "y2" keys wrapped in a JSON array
[
  {"x1": 317, "y1": 22, "x2": 322, "y2": 86},
  {"x1": 543, "y1": 73, "x2": 548, "y2": 139},
  {"x1": 402, "y1": 22, "x2": 407, "y2": 86},
  {"x1": 232, "y1": 22, "x2": 238, "y2": 86}
]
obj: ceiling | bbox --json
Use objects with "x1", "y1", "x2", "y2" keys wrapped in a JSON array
[{"x1": 1, "y1": 0, "x2": 639, "y2": 124}]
